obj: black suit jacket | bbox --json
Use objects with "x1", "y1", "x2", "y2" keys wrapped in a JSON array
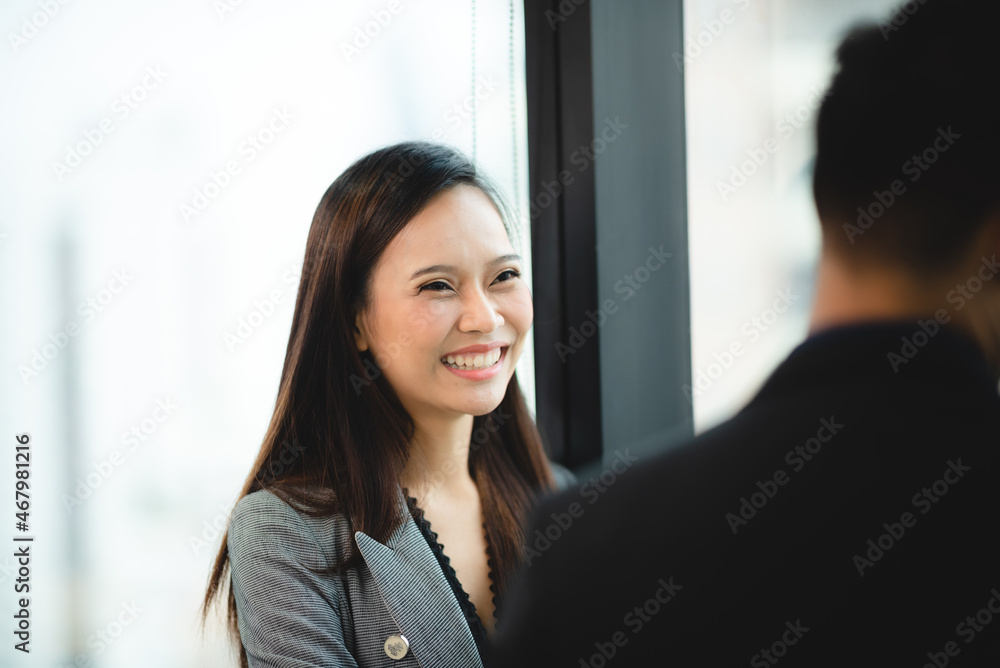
[{"x1": 494, "y1": 322, "x2": 1000, "y2": 667}]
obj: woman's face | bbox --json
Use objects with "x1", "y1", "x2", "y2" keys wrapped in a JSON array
[{"x1": 354, "y1": 184, "x2": 533, "y2": 421}]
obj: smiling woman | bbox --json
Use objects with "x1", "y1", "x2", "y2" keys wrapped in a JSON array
[
  {"x1": 202, "y1": 141, "x2": 574, "y2": 668},
  {"x1": 356, "y1": 184, "x2": 533, "y2": 421}
]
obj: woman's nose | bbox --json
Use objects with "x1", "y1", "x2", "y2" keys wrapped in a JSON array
[{"x1": 459, "y1": 289, "x2": 504, "y2": 333}]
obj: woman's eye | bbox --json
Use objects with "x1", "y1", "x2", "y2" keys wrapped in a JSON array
[
  {"x1": 419, "y1": 271, "x2": 519, "y2": 293},
  {"x1": 418, "y1": 280, "x2": 451, "y2": 293},
  {"x1": 495, "y1": 269, "x2": 520, "y2": 283}
]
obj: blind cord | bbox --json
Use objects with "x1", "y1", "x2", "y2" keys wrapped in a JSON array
[{"x1": 471, "y1": 0, "x2": 477, "y2": 164}]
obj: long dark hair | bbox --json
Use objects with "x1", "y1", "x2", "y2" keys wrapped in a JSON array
[{"x1": 202, "y1": 141, "x2": 557, "y2": 665}]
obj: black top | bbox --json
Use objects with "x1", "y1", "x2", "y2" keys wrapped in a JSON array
[
  {"x1": 405, "y1": 493, "x2": 496, "y2": 666},
  {"x1": 494, "y1": 321, "x2": 1000, "y2": 667}
]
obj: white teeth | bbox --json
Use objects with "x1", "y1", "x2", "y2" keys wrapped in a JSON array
[{"x1": 442, "y1": 348, "x2": 503, "y2": 369}]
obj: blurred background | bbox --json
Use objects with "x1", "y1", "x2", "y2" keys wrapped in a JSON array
[
  {"x1": 0, "y1": 0, "x2": 900, "y2": 665},
  {"x1": 685, "y1": 0, "x2": 901, "y2": 430}
]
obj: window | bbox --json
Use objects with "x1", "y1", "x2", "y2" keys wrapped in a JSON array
[
  {"x1": 0, "y1": 1, "x2": 527, "y2": 664},
  {"x1": 684, "y1": 0, "x2": 904, "y2": 432}
]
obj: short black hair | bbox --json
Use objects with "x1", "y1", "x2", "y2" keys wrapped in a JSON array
[{"x1": 813, "y1": 0, "x2": 1000, "y2": 272}]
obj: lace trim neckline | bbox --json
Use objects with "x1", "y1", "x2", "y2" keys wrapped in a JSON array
[{"x1": 403, "y1": 492, "x2": 500, "y2": 633}]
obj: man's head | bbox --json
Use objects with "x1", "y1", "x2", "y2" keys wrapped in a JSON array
[
  {"x1": 810, "y1": 0, "x2": 1000, "y2": 373},
  {"x1": 814, "y1": 0, "x2": 1000, "y2": 273}
]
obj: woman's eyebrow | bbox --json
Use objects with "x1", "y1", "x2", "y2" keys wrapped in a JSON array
[{"x1": 408, "y1": 254, "x2": 522, "y2": 281}]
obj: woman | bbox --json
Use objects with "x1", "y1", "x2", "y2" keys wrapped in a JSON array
[{"x1": 203, "y1": 141, "x2": 575, "y2": 668}]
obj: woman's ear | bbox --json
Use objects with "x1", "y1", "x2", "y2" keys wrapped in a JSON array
[{"x1": 353, "y1": 311, "x2": 369, "y2": 352}]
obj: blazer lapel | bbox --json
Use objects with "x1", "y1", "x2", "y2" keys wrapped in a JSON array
[{"x1": 355, "y1": 489, "x2": 483, "y2": 668}]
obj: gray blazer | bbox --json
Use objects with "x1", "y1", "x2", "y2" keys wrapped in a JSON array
[{"x1": 228, "y1": 464, "x2": 576, "y2": 668}]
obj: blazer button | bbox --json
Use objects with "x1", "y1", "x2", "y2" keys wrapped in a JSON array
[{"x1": 384, "y1": 634, "x2": 409, "y2": 660}]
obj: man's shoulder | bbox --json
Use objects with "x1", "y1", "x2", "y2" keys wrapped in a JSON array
[{"x1": 532, "y1": 373, "x2": 999, "y2": 542}]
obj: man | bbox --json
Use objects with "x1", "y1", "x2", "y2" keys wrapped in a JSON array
[{"x1": 494, "y1": 0, "x2": 1000, "y2": 665}]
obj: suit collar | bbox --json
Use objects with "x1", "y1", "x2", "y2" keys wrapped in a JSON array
[
  {"x1": 354, "y1": 487, "x2": 483, "y2": 668},
  {"x1": 748, "y1": 320, "x2": 996, "y2": 409}
]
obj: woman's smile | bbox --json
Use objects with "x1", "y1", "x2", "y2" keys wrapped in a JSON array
[{"x1": 440, "y1": 345, "x2": 508, "y2": 380}]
